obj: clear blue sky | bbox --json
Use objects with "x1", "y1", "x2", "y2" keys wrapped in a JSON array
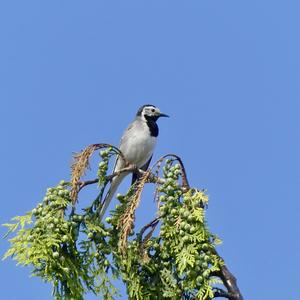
[{"x1": 1, "y1": 1, "x2": 299, "y2": 299}]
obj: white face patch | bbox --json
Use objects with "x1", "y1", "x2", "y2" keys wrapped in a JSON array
[{"x1": 143, "y1": 106, "x2": 161, "y2": 118}]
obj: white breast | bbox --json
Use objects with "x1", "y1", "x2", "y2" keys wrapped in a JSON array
[{"x1": 119, "y1": 120, "x2": 157, "y2": 168}]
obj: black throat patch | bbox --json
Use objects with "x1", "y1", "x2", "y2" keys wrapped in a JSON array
[{"x1": 145, "y1": 115, "x2": 159, "y2": 137}]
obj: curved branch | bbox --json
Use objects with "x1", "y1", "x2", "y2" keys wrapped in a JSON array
[
  {"x1": 139, "y1": 217, "x2": 160, "y2": 240},
  {"x1": 73, "y1": 149, "x2": 192, "y2": 200},
  {"x1": 76, "y1": 165, "x2": 188, "y2": 194},
  {"x1": 77, "y1": 165, "x2": 137, "y2": 191},
  {"x1": 211, "y1": 249, "x2": 244, "y2": 300},
  {"x1": 151, "y1": 154, "x2": 190, "y2": 189},
  {"x1": 215, "y1": 264, "x2": 244, "y2": 300}
]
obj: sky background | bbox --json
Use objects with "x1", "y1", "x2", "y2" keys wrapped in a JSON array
[{"x1": 1, "y1": 1, "x2": 300, "y2": 299}]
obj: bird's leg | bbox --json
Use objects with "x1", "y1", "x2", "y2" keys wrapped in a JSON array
[
  {"x1": 130, "y1": 163, "x2": 142, "y2": 190},
  {"x1": 131, "y1": 164, "x2": 139, "y2": 174}
]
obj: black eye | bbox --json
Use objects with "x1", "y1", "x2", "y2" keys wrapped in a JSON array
[{"x1": 151, "y1": 108, "x2": 155, "y2": 112}]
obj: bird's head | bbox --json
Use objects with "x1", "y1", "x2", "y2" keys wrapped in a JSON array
[{"x1": 137, "y1": 104, "x2": 169, "y2": 122}]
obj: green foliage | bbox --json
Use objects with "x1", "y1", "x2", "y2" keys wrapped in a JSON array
[
  {"x1": 3, "y1": 179, "x2": 117, "y2": 300},
  {"x1": 3, "y1": 149, "x2": 223, "y2": 300},
  {"x1": 97, "y1": 148, "x2": 112, "y2": 185},
  {"x1": 108, "y1": 160, "x2": 223, "y2": 299}
]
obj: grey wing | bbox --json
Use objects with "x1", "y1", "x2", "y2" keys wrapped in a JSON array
[
  {"x1": 99, "y1": 171, "x2": 127, "y2": 221},
  {"x1": 112, "y1": 122, "x2": 135, "y2": 174},
  {"x1": 99, "y1": 123, "x2": 134, "y2": 221},
  {"x1": 131, "y1": 155, "x2": 152, "y2": 185}
]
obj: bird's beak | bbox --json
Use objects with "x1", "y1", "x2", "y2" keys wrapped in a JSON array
[{"x1": 159, "y1": 112, "x2": 169, "y2": 118}]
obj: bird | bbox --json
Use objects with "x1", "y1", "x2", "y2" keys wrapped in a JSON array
[{"x1": 99, "y1": 104, "x2": 169, "y2": 221}]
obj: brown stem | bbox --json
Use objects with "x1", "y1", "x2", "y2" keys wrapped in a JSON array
[
  {"x1": 211, "y1": 249, "x2": 244, "y2": 300},
  {"x1": 139, "y1": 217, "x2": 160, "y2": 239},
  {"x1": 151, "y1": 154, "x2": 190, "y2": 190},
  {"x1": 216, "y1": 264, "x2": 244, "y2": 300},
  {"x1": 77, "y1": 165, "x2": 137, "y2": 191},
  {"x1": 77, "y1": 166, "x2": 188, "y2": 193}
]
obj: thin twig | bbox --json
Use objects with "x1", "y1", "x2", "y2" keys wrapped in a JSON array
[
  {"x1": 139, "y1": 217, "x2": 160, "y2": 239},
  {"x1": 76, "y1": 166, "x2": 188, "y2": 193},
  {"x1": 150, "y1": 154, "x2": 190, "y2": 189},
  {"x1": 138, "y1": 217, "x2": 160, "y2": 263},
  {"x1": 77, "y1": 165, "x2": 137, "y2": 191}
]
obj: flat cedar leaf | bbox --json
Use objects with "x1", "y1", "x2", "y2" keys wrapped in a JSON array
[
  {"x1": 85, "y1": 221, "x2": 106, "y2": 234},
  {"x1": 2, "y1": 223, "x2": 20, "y2": 238},
  {"x1": 193, "y1": 191, "x2": 209, "y2": 204},
  {"x1": 197, "y1": 283, "x2": 214, "y2": 300},
  {"x1": 176, "y1": 246, "x2": 196, "y2": 274},
  {"x1": 11, "y1": 213, "x2": 32, "y2": 228},
  {"x1": 186, "y1": 243, "x2": 198, "y2": 256},
  {"x1": 214, "y1": 237, "x2": 222, "y2": 245},
  {"x1": 193, "y1": 207, "x2": 205, "y2": 222},
  {"x1": 160, "y1": 268, "x2": 180, "y2": 297},
  {"x1": 209, "y1": 277, "x2": 223, "y2": 285},
  {"x1": 2, "y1": 223, "x2": 16, "y2": 228},
  {"x1": 2, "y1": 247, "x2": 16, "y2": 260}
]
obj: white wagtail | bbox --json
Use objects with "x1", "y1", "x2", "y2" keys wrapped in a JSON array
[{"x1": 99, "y1": 104, "x2": 169, "y2": 221}]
